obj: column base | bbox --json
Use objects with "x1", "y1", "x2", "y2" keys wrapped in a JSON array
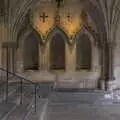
[
  {"x1": 99, "y1": 80, "x2": 105, "y2": 90},
  {"x1": 16, "y1": 61, "x2": 24, "y2": 73},
  {"x1": 105, "y1": 80, "x2": 117, "y2": 91},
  {"x1": 0, "y1": 43, "x2": 2, "y2": 68}
]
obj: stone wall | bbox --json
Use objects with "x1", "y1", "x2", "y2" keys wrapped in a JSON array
[{"x1": 1, "y1": 0, "x2": 120, "y2": 90}]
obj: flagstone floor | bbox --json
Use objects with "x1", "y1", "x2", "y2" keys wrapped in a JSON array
[{"x1": 0, "y1": 82, "x2": 120, "y2": 120}]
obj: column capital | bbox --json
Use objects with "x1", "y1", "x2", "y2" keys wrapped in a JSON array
[
  {"x1": 0, "y1": 43, "x2": 2, "y2": 67},
  {"x1": 108, "y1": 42, "x2": 116, "y2": 48},
  {"x1": 105, "y1": 76, "x2": 116, "y2": 81},
  {"x1": 105, "y1": 80, "x2": 117, "y2": 91}
]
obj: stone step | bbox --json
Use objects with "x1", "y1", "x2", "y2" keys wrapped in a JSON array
[
  {"x1": 53, "y1": 88, "x2": 106, "y2": 93},
  {"x1": 0, "y1": 82, "x2": 36, "y2": 120},
  {"x1": 0, "y1": 82, "x2": 17, "y2": 102},
  {"x1": 49, "y1": 90, "x2": 111, "y2": 104},
  {"x1": 2, "y1": 90, "x2": 35, "y2": 120},
  {"x1": 0, "y1": 81, "x2": 50, "y2": 120},
  {"x1": 24, "y1": 99, "x2": 48, "y2": 120},
  {"x1": 0, "y1": 89, "x2": 19, "y2": 120},
  {"x1": 46, "y1": 103, "x2": 113, "y2": 120},
  {"x1": 5, "y1": 103, "x2": 32, "y2": 120},
  {"x1": 46, "y1": 101, "x2": 120, "y2": 120},
  {"x1": 0, "y1": 102, "x2": 16, "y2": 120}
]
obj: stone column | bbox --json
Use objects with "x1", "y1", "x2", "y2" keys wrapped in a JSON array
[
  {"x1": 7, "y1": 47, "x2": 10, "y2": 72},
  {"x1": 2, "y1": 48, "x2": 6, "y2": 68},
  {"x1": 66, "y1": 43, "x2": 76, "y2": 72},
  {"x1": 39, "y1": 44, "x2": 41, "y2": 70},
  {"x1": 105, "y1": 43, "x2": 116, "y2": 91},
  {"x1": 39, "y1": 45, "x2": 47, "y2": 71},
  {"x1": 11, "y1": 47, "x2": 16, "y2": 73},
  {"x1": 99, "y1": 44, "x2": 105, "y2": 90},
  {"x1": 13, "y1": 48, "x2": 17, "y2": 73},
  {"x1": 0, "y1": 43, "x2": 2, "y2": 67},
  {"x1": 16, "y1": 47, "x2": 24, "y2": 73},
  {"x1": 10, "y1": 48, "x2": 12, "y2": 72}
]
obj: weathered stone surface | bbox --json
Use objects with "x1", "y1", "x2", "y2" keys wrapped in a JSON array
[{"x1": 0, "y1": 82, "x2": 120, "y2": 120}]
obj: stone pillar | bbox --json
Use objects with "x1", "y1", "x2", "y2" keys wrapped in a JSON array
[
  {"x1": 2, "y1": 48, "x2": 6, "y2": 69},
  {"x1": 0, "y1": 43, "x2": 2, "y2": 67},
  {"x1": 39, "y1": 44, "x2": 47, "y2": 71},
  {"x1": 105, "y1": 43, "x2": 116, "y2": 91},
  {"x1": 16, "y1": 47, "x2": 24, "y2": 73},
  {"x1": 10, "y1": 48, "x2": 12, "y2": 72},
  {"x1": 66, "y1": 42, "x2": 76, "y2": 72},
  {"x1": 11, "y1": 47, "x2": 16, "y2": 73},
  {"x1": 99, "y1": 44, "x2": 105, "y2": 90},
  {"x1": 7, "y1": 47, "x2": 10, "y2": 72},
  {"x1": 39, "y1": 44, "x2": 41, "y2": 70},
  {"x1": 13, "y1": 48, "x2": 17, "y2": 72}
]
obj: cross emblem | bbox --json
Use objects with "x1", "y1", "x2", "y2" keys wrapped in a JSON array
[
  {"x1": 56, "y1": 0, "x2": 63, "y2": 8},
  {"x1": 40, "y1": 12, "x2": 48, "y2": 23}
]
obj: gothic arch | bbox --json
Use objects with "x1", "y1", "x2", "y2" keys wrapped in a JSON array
[
  {"x1": 17, "y1": 27, "x2": 42, "y2": 71},
  {"x1": 11, "y1": 0, "x2": 38, "y2": 43},
  {"x1": 47, "y1": 27, "x2": 69, "y2": 44},
  {"x1": 74, "y1": 27, "x2": 100, "y2": 71},
  {"x1": 23, "y1": 31, "x2": 39, "y2": 70},
  {"x1": 74, "y1": 27, "x2": 98, "y2": 45},
  {"x1": 17, "y1": 24, "x2": 42, "y2": 47},
  {"x1": 47, "y1": 28, "x2": 68, "y2": 70},
  {"x1": 76, "y1": 34, "x2": 92, "y2": 70}
]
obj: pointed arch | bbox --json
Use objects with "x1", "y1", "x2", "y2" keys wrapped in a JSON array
[
  {"x1": 17, "y1": 24, "x2": 42, "y2": 71},
  {"x1": 23, "y1": 31, "x2": 40, "y2": 70},
  {"x1": 74, "y1": 27, "x2": 99, "y2": 71},
  {"x1": 17, "y1": 24, "x2": 42, "y2": 47},
  {"x1": 47, "y1": 28, "x2": 67, "y2": 70},
  {"x1": 76, "y1": 34, "x2": 92, "y2": 70},
  {"x1": 47, "y1": 27, "x2": 69, "y2": 44}
]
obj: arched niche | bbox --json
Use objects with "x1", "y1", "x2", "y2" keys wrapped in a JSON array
[
  {"x1": 47, "y1": 28, "x2": 68, "y2": 70},
  {"x1": 76, "y1": 34, "x2": 92, "y2": 70},
  {"x1": 17, "y1": 27, "x2": 42, "y2": 72},
  {"x1": 50, "y1": 33, "x2": 65, "y2": 70},
  {"x1": 23, "y1": 32, "x2": 39, "y2": 70},
  {"x1": 75, "y1": 28, "x2": 100, "y2": 72}
]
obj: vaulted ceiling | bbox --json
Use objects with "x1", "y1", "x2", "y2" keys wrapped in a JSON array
[{"x1": 1, "y1": 0, "x2": 120, "y2": 45}]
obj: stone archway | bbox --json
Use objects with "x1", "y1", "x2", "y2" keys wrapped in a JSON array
[
  {"x1": 76, "y1": 34, "x2": 92, "y2": 70},
  {"x1": 23, "y1": 32, "x2": 39, "y2": 70},
  {"x1": 50, "y1": 33, "x2": 65, "y2": 70}
]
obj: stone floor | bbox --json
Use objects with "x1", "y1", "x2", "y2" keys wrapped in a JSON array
[
  {"x1": 47, "y1": 103, "x2": 120, "y2": 120},
  {"x1": 0, "y1": 82, "x2": 120, "y2": 120},
  {"x1": 46, "y1": 90, "x2": 120, "y2": 120}
]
